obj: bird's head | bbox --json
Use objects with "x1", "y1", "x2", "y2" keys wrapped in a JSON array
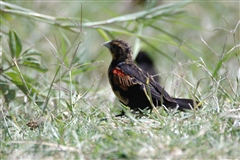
[{"x1": 102, "y1": 40, "x2": 132, "y2": 62}]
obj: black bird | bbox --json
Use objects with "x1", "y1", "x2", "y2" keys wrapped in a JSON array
[{"x1": 102, "y1": 39, "x2": 199, "y2": 113}]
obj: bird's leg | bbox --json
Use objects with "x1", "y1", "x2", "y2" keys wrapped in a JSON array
[{"x1": 115, "y1": 110, "x2": 125, "y2": 117}]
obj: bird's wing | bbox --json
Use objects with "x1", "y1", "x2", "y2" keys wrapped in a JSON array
[
  {"x1": 111, "y1": 66, "x2": 138, "y2": 90},
  {"x1": 150, "y1": 80, "x2": 176, "y2": 103},
  {"x1": 114, "y1": 62, "x2": 176, "y2": 103}
]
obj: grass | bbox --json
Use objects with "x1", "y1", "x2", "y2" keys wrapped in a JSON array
[{"x1": 1, "y1": 1, "x2": 240, "y2": 159}]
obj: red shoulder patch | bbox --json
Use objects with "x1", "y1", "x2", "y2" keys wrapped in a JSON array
[{"x1": 112, "y1": 68, "x2": 125, "y2": 77}]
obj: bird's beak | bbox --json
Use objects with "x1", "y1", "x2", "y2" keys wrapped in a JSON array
[{"x1": 102, "y1": 41, "x2": 111, "y2": 49}]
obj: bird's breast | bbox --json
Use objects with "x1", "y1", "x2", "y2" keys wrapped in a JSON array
[{"x1": 112, "y1": 89, "x2": 129, "y2": 105}]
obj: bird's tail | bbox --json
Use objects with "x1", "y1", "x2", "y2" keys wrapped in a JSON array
[{"x1": 172, "y1": 98, "x2": 199, "y2": 111}]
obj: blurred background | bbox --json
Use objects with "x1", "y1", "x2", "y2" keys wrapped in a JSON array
[
  {"x1": 1, "y1": 0, "x2": 239, "y2": 120},
  {"x1": 1, "y1": 1, "x2": 239, "y2": 159},
  {"x1": 1, "y1": 0, "x2": 239, "y2": 114}
]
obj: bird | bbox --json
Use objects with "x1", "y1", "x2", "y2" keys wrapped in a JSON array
[
  {"x1": 135, "y1": 51, "x2": 159, "y2": 82},
  {"x1": 102, "y1": 39, "x2": 199, "y2": 115}
]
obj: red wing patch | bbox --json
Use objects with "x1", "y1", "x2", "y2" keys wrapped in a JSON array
[
  {"x1": 112, "y1": 67, "x2": 136, "y2": 90},
  {"x1": 112, "y1": 68, "x2": 125, "y2": 77}
]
